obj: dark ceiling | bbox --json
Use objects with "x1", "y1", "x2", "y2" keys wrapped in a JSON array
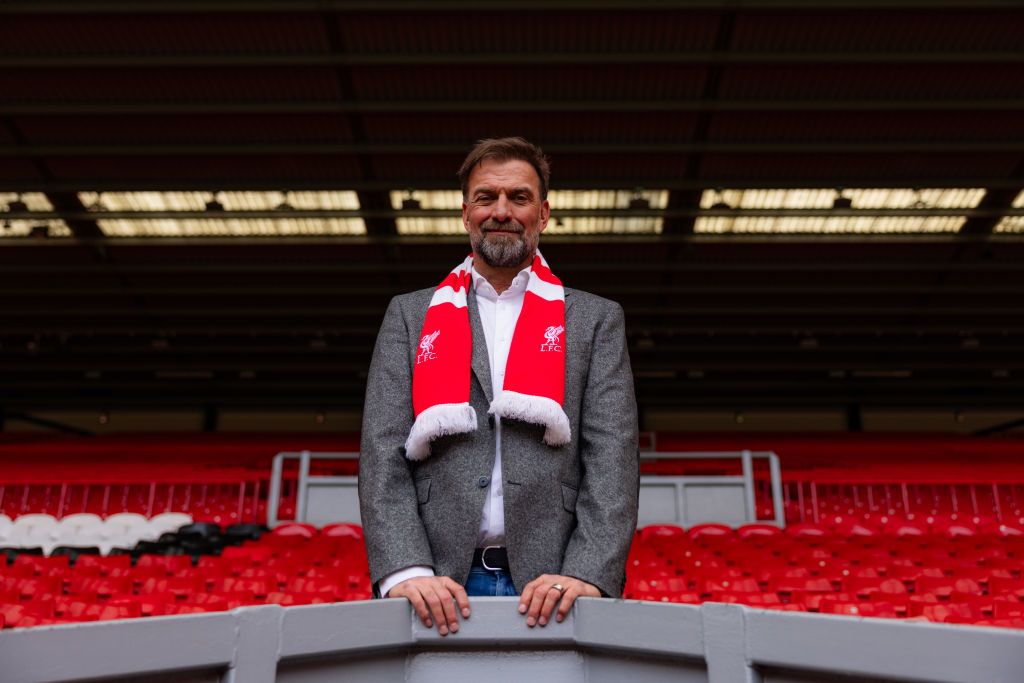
[{"x1": 1, "y1": 0, "x2": 1023, "y2": 430}]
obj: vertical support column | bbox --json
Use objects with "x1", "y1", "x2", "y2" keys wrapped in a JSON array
[
  {"x1": 701, "y1": 603, "x2": 760, "y2": 683},
  {"x1": 222, "y1": 605, "x2": 284, "y2": 683},
  {"x1": 296, "y1": 450, "x2": 312, "y2": 524},
  {"x1": 810, "y1": 483, "x2": 819, "y2": 524},
  {"x1": 741, "y1": 450, "x2": 756, "y2": 523},
  {"x1": 267, "y1": 453, "x2": 285, "y2": 528},
  {"x1": 677, "y1": 480, "x2": 688, "y2": 527},
  {"x1": 768, "y1": 452, "x2": 784, "y2": 527}
]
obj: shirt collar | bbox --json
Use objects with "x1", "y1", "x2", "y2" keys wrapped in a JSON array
[{"x1": 471, "y1": 263, "x2": 531, "y2": 301}]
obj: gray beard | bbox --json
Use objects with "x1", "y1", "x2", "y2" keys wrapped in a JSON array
[{"x1": 473, "y1": 221, "x2": 534, "y2": 268}]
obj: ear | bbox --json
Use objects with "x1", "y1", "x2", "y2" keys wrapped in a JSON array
[
  {"x1": 462, "y1": 200, "x2": 471, "y2": 233},
  {"x1": 539, "y1": 198, "x2": 550, "y2": 233}
]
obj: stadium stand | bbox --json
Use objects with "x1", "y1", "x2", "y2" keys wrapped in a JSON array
[
  {"x1": 2, "y1": 517, "x2": 1022, "y2": 630},
  {"x1": 1, "y1": 434, "x2": 1022, "y2": 632}
]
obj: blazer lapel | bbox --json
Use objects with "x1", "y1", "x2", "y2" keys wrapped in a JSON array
[{"x1": 468, "y1": 291, "x2": 493, "y2": 404}]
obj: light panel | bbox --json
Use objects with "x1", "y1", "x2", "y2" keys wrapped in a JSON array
[
  {"x1": 391, "y1": 189, "x2": 668, "y2": 235},
  {"x1": 94, "y1": 218, "x2": 365, "y2": 237},
  {"x1": 0, "y1": 192, "x2": 73, "y2": 238},
  {"x1": 695, "y1": 188, "x2": 985, "y2": 234},
  {"x1": 547, "y1": 190, "x2": 667, "y2": 235},
  {"x1": 77, "y1": 191, "x2": 365, "y2": 236},
  {"x1": 391, "y1": 190, "x2": 463, "y2": 235},
  {"x1": 994, "y1": 190, "x2": 1024, "y2": 234}
]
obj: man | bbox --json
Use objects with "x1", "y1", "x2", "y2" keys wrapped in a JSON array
[{"x1": 359, "y1": 137, "x2": 638, "y2": 636}]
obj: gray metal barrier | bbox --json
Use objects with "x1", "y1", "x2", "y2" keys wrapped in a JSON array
[
  {"x1": 2, "y1": 598, "x2": 1021, "y2": 683},
  {"x1": 267, "y1": 450, "x2": 785, "y2": 528},
  {"x1": 638, "y1": 450, "x2": 785, "y2": 527}
]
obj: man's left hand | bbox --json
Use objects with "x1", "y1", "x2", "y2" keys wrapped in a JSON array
[{"x1": 518, "y1": 574, "x2": 600, "y2": 627}]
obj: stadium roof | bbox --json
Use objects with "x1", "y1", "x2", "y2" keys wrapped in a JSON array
[{"x1": 1, "y1": 0, "x2": 1022, "y2": 428}]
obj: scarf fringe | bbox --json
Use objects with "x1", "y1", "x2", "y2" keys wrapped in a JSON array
[
  {"x1": 404, "y1": 402, "x2": 478, "y2": 461},
  {"x1": 489, "y1": 390, "x2": 572, "y2": 447}
]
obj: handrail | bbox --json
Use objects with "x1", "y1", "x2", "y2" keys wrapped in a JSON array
[
  {"x1": 268, "y1": 449, "x2": 785, "y2": 528},
  {"x1": 2, "y1": 599, "x2": 1020, "y2": 683}
]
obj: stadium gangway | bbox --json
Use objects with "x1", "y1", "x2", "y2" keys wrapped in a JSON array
[
  {"x1": 267, "y1": 450, "x2": 785, "y2": 529},
  {"x1": 3, "y1": 598, "x2": 1021, "y2": 683}
]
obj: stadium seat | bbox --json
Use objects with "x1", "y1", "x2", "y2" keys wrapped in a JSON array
[
  {"x1": 74, "y1": 555, "x2": 132, "y2": 575},
  {"x1": 148, "y1": 512, "x2": 194, "y2": 537},
  {"x1": 784, "y1": 523, "x2": 827, "y2": 537},
  {"x1": 104, "y1": 512, "x2": 154, "y2": 551},
  {"x1": 737, "y1": 524, "x2": 782, "y2": 538},
  {"x1": 9, "y1": 514, "x2": 60, "y2": 553},
  {"x1": 224, "y1": 523, "x2": 266, "y2": 544},
  {"x1": 272, "y1": 523, "x2": 317, "y2": 538},
  {"x1": 321, "y1": 523, "x2": 364, "y2": 540},
  {"x1": 687, "y1": 524, "x2": 733, "y2": 539},
  {"x1": 55, "y1": 513, "x2": 105, "y2": 549}
]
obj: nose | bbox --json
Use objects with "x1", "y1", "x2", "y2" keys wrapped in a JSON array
[{"x1": 493, "y1": 192, "x2": 511, "y2": 221}]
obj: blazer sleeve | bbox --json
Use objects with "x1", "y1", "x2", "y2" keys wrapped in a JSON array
[
  {"x1": 559, "y1": 301, "x2": 639, "y2": 598},
  {"x1": 358, "y1": 295, "x2": 436, "y2": 591}
]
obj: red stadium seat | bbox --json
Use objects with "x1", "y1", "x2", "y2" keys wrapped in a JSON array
[
  {"x1": 736, "y1": 524, "x2": 782, "y2": 539},
  {"x1": 135, "y1": 555, "x2": 193, "y2": 574},
  {"x1": 272, "y1": 523, "x2": 317, "y2": 538},
  {"x1": 688, "y1": 524, "x2": 733, "y2": 539},
  {"x1": 321, "y1": 523, "x2": 364, "y2": 540},
  {"x1": 784, "y1": 523, "x2": 828, "y2": 537},
  {"x1": 74, "y1": 555, "x2": 133, "y2": 575}
]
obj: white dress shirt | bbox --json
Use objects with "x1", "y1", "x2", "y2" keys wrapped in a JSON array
[{"x1": 379, "y1": 265, "x2": 530, "y2": 597}]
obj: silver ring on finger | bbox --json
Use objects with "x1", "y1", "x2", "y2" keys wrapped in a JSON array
[{"x1": 551, "y1": 583, "x2": 565, "y2": 593}]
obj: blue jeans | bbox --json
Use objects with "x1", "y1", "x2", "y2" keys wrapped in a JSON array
[{"x1": 464, "y1": 566, "x2": 519, "y2": 597}]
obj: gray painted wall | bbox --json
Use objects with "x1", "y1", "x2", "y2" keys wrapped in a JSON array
[{"x1": 1, "y1": 598, "x2": 1021, "y2": 683}]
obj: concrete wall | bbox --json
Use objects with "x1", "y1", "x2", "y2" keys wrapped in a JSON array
[{"x1": 2, "y1": 599, "x2": 1022, "y2": 683}]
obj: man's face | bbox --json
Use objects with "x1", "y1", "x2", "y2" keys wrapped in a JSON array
[{"x1": 462, "y1": 158, "x2": 550, "y2": 270}]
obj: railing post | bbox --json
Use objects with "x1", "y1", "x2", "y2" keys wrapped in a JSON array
[
  {"x1": 221, "y1": 606, "x2": 283, "y2": 683},
  {"x1": 267, "y1": 453, "x2": 284, "y2": 528},
  {"x1": 701, "y1": 603, "x2": 761, "y2": 683},
  {"x1": 741, "y1": 450, "x2": 756, "y2": 523},
  {"x1": 295, "y1": 450, "x2": 311, "y2": 524},
  {"x1": 768, "y1": 452, "x2": 784, "y2": 527}
]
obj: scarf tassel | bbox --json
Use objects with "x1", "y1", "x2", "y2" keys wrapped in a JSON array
[
  {"x1": 404, "y1": 403, "x2": 478, "y2": 461},
  {"x1": 489, "y1": 391, "x2": 571, "y2": 447}
]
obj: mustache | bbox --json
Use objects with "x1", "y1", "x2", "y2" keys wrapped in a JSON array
[{"x1": 481, "y1": 219, "x2": 524, "y2": 235}]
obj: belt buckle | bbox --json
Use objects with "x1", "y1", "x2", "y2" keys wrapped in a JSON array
[{"x1": 481, "y1": 544, "x2": 502, "y2": 571}]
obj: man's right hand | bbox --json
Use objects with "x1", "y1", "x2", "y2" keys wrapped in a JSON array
[{"x1": 388, "y1": 576, "x2": 471, "y2": 636}]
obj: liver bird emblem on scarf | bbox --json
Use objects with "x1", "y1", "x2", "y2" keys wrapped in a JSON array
[
  {"x1": 540, "y1": 325, "x2": 565, "y2": 352},
  {"x1": 417, "y1": 330, "x2": 441, "y2": 364}
]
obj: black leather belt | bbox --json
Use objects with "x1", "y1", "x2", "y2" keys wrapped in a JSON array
[{"x1": 472, "y1": 546, "x2": 509, "y2": 571}]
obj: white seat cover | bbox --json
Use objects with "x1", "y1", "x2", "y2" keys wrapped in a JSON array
[
  {"x1": 148, "y1": 512, "x2": 194, "y2": 536},
  {"x1": 9, "y1": 513, "x2": 60, "y2": 552},
  {"x1": 56, "y1": 513, "x2": 107, "y2": 550},
  {"x1": 103, "y1": 512, "x2": 152, "y2": 550}
]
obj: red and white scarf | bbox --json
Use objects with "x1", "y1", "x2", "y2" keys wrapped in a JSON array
[{"x1": 405, "y1": 252, "x2": 570, "y2": 460}]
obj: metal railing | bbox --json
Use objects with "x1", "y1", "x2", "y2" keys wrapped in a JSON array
[{"x1": 268, "y1": 449, "x2": 784, "y2": 528}]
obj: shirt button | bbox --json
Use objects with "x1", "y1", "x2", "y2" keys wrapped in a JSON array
[{"x1": 477, "y1": 476, "x2": 490, "y2": 488}]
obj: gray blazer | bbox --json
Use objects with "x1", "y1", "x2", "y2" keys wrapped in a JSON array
[{"x1": 358, "y1": 284, "x2": 639, "y2": 598}]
